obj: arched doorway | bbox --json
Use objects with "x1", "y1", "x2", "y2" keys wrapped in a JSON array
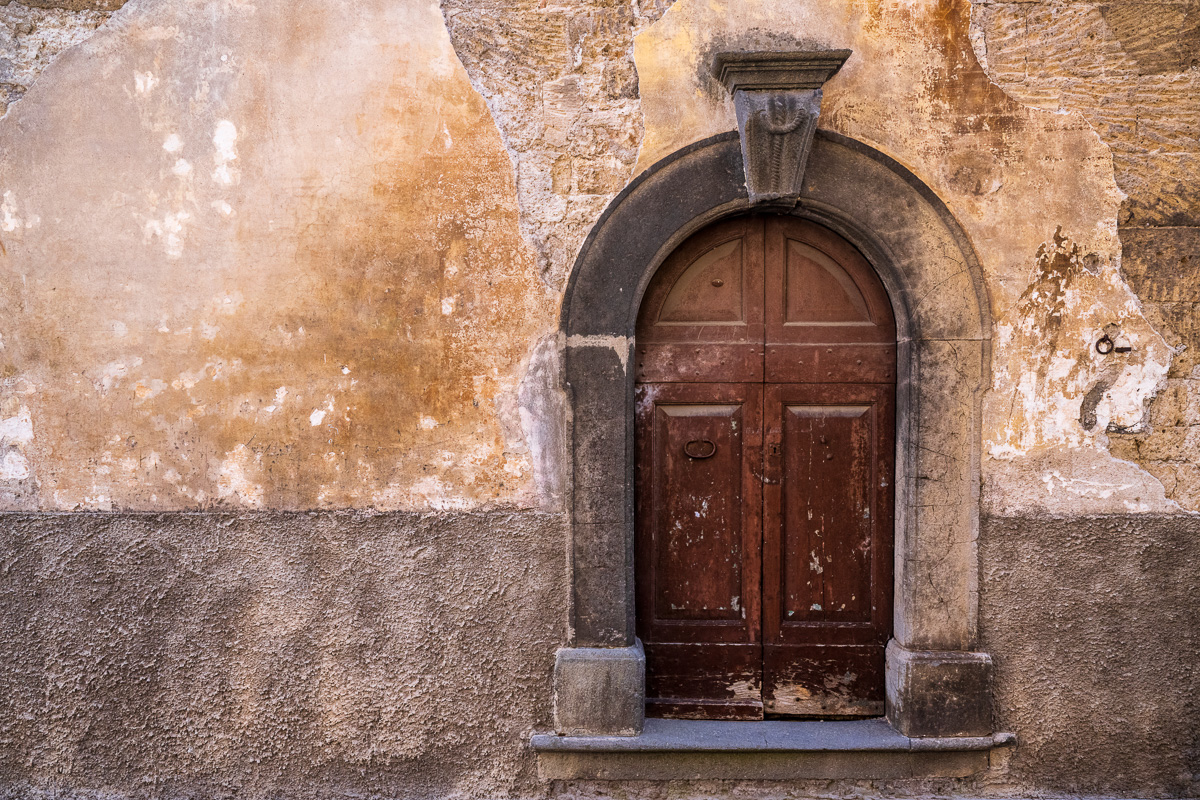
[
  {"x1": 634, "y1": 213, "x2": 896, "y2": 719},
  {"x1": 551, "y1": 132, "x2": 993, "y2": 740}
]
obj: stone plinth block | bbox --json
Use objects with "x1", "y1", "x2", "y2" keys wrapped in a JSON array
[
  {"x1": 886, "y1": 640, "x2": 993, "y2": 738},
  {"x1": 554, "y1": 642, "x2": 645, "y2": 736}
]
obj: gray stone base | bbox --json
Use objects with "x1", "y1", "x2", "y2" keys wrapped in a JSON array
[
  {"x1": 886, "y1": 640, "x2": 993, "y2": 737},
  {"x1": 553, "y1": 641, "x2": 645, "y2": 736},
  {"x1": 532, "y1": 717, "x2": 1000, "y2": 780},
  {"x1": 536, "y1": 749, "x2": 989, "y2": 781}
]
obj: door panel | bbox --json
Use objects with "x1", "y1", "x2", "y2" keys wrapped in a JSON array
[
  {"x1": 637, "y1": 216, "x2": 765, "y2": 384},
  {"x1": 652, "y1": 402, "x2": 748, "y2": 624},
  {"x1": 763, "y1": 644, "x2": 886, "y2": 717},
  {"x1": 764, "y1": 216, "x2": 896, "y2": 384},
  {"x1": 635, "y1": 382, "x2": 764, "y2": 718},
  {"x1": 783, "y1": 239, "x2": 873, "y2": 324},
  {"x1": 779, "y1": 402, "x2": 874, "y2": 624},
  {"x1": 644, "y1": 643, "x2": 765, "y2": 720},
  {"x1": 765, "y1": 343, "x2": 895, "y2": 384},
  {"x1": 657, "y1": 239, "x2": 747, "y2": 324},
  {"x1": 635, "y1": 213, "x2": 896, "y2": 721},
  {"x1": 761, "y1": 383, "x2": 894, "y2": 716}
]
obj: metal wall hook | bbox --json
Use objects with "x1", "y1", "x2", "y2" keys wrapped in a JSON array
[{"x1": 1096, "y1": 334, "x2": 1133, "y2": 354}]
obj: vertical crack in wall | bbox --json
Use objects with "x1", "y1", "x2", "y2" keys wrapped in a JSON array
[
  {"x1": 971, "y1": 0, "x2": 1199, "y2": 510},
  {"x1": 0, "y1": 0, "x2": 125, "y2": 116},
  {"x1": 438, "y1": 0, "x2": 676, "y2": 292}
]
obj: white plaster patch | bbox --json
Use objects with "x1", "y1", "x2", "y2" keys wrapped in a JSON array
[
  {"x1": 1, "y1": 191, "x2": 21, "y2": 233},
  {"x1": 419, "y1": 415, "x2": 439, "y2": 430},
  {"x1": 0, "y1": 406, "x2": 34, "y2": 482},
  {"x1": 214, "y1": 443, "x2": 264, "y2": 507},
  {"x1": 405, "y1": 476, "x2": 473, "y2": 511},
  {"x1": 142, "y1": 210, "x2": 191, "y2": 259},
  {"x1": 441, "y1": 296, "x2": 456, "y2": 315},
  {"x1": 170, "y1": 359, "x2": 238, "y2": 391},
  {"x1": 310, "y1": 409, "x2": 327, "y2": 426},
  {"x1": 133, "y1": 378, "x2": 167, "y2": 401},
  {"x1": 211, "y1": 120, "x2": 239, "y2": 185},
  {"x1": 171, "y1": 158, "x2": 193, "y2": 178},
  {"x1": 162, "y1": 133, "x2": 183, "y2": 153},
  {"x1": 0, "y1": 452, "x2": 29, "y2": 481},
  {"x1": 565, "y1": 334, "x2": 630, "y2": 373},
  {"x1": 983, "y1": 444, "x2": 1183, "y2": 515},
  {"x1": 134, "y1": 71, "x2": 157, "y2": 94},
  {"x1": 986, "y1": 230, "x2": 1171, "y2": 460},
  {"x1": 264, "y1": 386, "x2": 288, "y2": 413},
  {"x1": 0, "y1": 190, "x2": 37, "y2": 233},
  {"x1": 0, "y1": 408, "x2": 33, "y2": 447},
  {"x1": 93, "y1": 358, "x2": 143, "y2": 393},
  {"x1": 1042, "y1": 470, "x2": 1132, "y2": 500}
]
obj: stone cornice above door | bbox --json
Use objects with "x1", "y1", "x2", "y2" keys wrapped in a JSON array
[{"x1": 714, "y1": 50, "x2": 852, "y2": 205}]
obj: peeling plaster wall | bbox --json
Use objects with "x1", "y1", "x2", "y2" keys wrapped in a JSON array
[
  {"x1": 0, "y1": 1, "x2": 116, "y2": 115},
  {"x1": 0, "y1": 0, "x2": 559, "y2": 511},
  {"x1": 0, "y1": 0, "x2": 1196, "y2": 797},
  {"x1": 440, "y1": 0, "x2": 676, "y2": 290},
  {"x1": 0, "y1": 0, "x2": 1186, "y2": 517},
  {"x1": 629, "y1": 0, "x2": 1176, "y2": 516},
  {"x1": 971, "y1": 0, "x2": 1200, "y2": 509}
]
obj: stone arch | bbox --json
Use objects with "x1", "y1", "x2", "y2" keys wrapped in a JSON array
[{"x1": 555, "y1": 130, "x2": 994, "y2": 738}]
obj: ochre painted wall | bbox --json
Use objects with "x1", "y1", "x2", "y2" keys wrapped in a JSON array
[
  {"x1": 0, "y1": 0, "x2": 1196, "y2": 797},
  {"x1": 0, "y1": 0, "x2": 557, "y2": 511},
  {"x1": 0, "y1": 0, "x2": 1194, "y2": 516}
]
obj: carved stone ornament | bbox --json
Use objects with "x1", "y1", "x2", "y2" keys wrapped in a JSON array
[{"x1": 715, "y1": 50, "x2": 852, "y2": 204}]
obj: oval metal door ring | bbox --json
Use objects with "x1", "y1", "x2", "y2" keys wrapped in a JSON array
[{"x1": 684, "y1": 439, "x2": 717, "y2": 459}]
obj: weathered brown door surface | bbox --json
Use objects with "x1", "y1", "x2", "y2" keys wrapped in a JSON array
[{"x1": 635, "y1": 215, "x2": 895, "y2": 719}]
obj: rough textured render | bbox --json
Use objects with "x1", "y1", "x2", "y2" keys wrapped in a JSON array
[
  {"x1": 0, "y1": 511, "x2": 568, "y2": 800},
  {"x1": 0, "y1": 0, "x2": 559, "y2": 511},
  {"x1": 971, "y1": 0, "x2": 1200, "y2": 509},
  {"x1": 631, "y1": 0, "x2": 1175, "y2": 515},
  {"x1": 981, "y1": 514, "x2": 1200, "y2": 797}
]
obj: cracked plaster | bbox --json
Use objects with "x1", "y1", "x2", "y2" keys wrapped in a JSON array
[
  {"x1": 970, "y1": 1, "x2": 1200, "y2": 509},
  {"x1": 0, "y1": 0, "x2": 1189, "y2": 516}
]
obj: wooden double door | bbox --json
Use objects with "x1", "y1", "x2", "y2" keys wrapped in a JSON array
[{"x1": 634, "y1": 215, "x2": 896, "y2": 719}]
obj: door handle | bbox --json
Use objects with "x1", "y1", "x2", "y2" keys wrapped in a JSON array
[{"x1": 684, "y1": 439, "x2": 716, "y2": 459}]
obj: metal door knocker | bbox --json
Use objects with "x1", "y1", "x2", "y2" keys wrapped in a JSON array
[{"x1": 684, "y1": 439, "x2": 717, "y2": 459}]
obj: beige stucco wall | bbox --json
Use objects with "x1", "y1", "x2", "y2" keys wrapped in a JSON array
[
  {"x1": 0, "y1": 0, "x2": 558, "y2": 512},
  {"x1": 0, "y1": 0, "x2": 1191, "y2": 517}
]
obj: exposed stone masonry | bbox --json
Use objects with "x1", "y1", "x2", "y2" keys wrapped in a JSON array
[
  {"x1": 0, "y1": 0, "x2": 121, "y2": 115},
  {"x1": 971, "y1": 0, "x2": 1200, "y2": 509},
  {"x1": 440, "y1": 0, "x2": 675, "y2": 290}
]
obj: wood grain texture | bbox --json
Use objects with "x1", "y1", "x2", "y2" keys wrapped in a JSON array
[{"x1": 636, "y1": 214, "x2": 895, "y2": 719}]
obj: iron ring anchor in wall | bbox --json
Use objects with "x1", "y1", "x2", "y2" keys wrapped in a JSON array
[
  {"x1": 684, "y1": 439, "x2": 717, "y2": 459},
  {"x1": 1096, "y1": 334, "x2": 1133, "y2": 354}
]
